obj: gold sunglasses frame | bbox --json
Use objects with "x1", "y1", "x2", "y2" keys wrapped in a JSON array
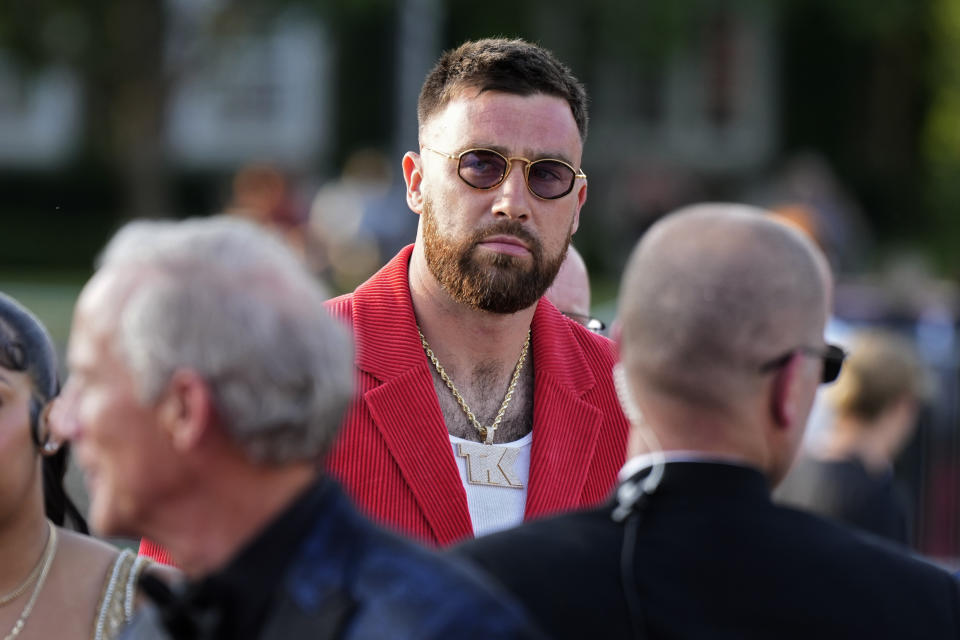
[{"x1": 421, "y1": 146, "x2": 587, "y2": 200}]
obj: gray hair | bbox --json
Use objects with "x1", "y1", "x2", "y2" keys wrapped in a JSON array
[
  {"x1": 97, "y1": 216, "x2": 354, "y2": 464},
  {"x1": 619, "y1": 204, "x2": 830, "y2": 410}
]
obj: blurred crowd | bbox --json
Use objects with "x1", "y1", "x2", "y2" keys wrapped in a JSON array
[{"x1": 2, "y1": 36, "x2": 959, "y2": 640}]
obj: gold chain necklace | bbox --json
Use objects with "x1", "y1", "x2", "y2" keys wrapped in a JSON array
[
  {"x1": 0, "y1": 540, "x2": 47, "y2": 606},
  {"x1": 418, "y1": 328, "x2": 530, "y2": 445},
  {"x1": 4, "y1": 521, "x2": 57, "y2": 640}
]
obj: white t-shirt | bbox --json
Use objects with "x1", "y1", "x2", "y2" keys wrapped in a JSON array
[{"x1": 449, "y1": 432, "x2": 532, "y2": 537}]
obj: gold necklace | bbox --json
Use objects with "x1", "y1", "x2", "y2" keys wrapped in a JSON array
[
  {"x1": 0, "y1": 542, "x2": 47, "y2": 606},
  {"x1": 418, "y1": 327, "x2": 530, "y2": 445},
  {"x1": 4, "y1": 521, "x2": 57, "y2": 640}
]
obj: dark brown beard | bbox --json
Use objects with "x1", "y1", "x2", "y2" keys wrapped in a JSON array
[{"x1": 422, "y1": 199, "x2": 570, "y2": 314}]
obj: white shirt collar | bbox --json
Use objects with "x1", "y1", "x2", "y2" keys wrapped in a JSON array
[{"x1": 618, "y1": 450, "x2": 754, "y2": 482}]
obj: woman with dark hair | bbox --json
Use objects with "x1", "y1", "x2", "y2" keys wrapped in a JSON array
[{"x1": 0, "y1": 292, "x2": 172, "y2": 639}]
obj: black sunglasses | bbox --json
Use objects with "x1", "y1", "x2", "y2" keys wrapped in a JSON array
[
  {"x1": 759, "y1": 343, "x2": 846, "y2": 384},
  {"x1": 422, "y1": 146, "x2": 587, "y2": 200}
]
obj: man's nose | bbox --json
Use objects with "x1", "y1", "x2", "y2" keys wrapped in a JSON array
[{"x1": 492, "y1": 161, "x2": 532, "y2": 221}]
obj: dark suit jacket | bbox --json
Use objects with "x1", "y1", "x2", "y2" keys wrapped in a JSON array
[
  {"x1": 456, "y1": 462, "x2": 960, "y2": 639},
  {"x1": 123, "y1": 481, "x2": 544, "y2": 640},
  {"x1": 775, "y1": 455, "x2": 910, "y2": 545}
]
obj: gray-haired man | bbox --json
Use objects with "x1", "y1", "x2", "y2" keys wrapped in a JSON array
[{"x1": 52, "y1": 216, "x2": 542, "y2": 639}]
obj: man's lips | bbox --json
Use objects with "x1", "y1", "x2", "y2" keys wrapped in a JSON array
[{"x1": 477, "y1": 235, "x2": 531, "y2": 256}]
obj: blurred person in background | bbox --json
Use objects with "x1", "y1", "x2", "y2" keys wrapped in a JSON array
[
  {"x1": 545, "y1": 245, "x2": 605, "y2": 334},
  {"x1": 52, "y1": 217, "x2": 543, "y2": 639},
  {"x1": 308, "y1": 148, "x2": 399, "y2": 290},
  {"x1": 775, "y1": 329, "x2": 934, "y2": 545},
  {"x1": 754, "y1": 152, "x2": 875, "y2": 274},
  {"x1": 456, "y1": 205, "x2": 960, "y2": 639},
  {"x1": 0, "y1": 292, "x2": 167, "y2": 640},
  {"x1": 226, "y1": 163, "x2": 309, "y2": 258}
]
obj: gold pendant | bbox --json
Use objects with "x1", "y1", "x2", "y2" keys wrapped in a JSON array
[{"x1": 457, "y1": 442, "x2": 524, "y2": 489}]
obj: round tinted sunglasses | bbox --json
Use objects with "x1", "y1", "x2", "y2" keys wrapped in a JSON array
[
  {"x1": 421, "y1": 146, "x2": 587, "y2": 200},
  {"x1": 759, "y1": 343, "x2": 847, "y2": 384}
]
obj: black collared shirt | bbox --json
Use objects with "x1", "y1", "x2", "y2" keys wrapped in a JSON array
[{"x1": 143, "y1": 478, "x2": 330, "y2": 640}]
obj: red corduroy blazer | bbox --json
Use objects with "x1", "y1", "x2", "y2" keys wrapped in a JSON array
[
  {"x1": 324, "y1": 245, "x2": 629, "y2": 547},
  {"x1": 138, "y1": 245, "x2": 629, "y2": 563}
]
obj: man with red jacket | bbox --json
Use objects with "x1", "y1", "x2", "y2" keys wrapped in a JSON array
[
  {"x1": 321, "y1": 37, "x2": 627, "y2": 546},
  {"x1": 141, "y1": 38, "x2": 626, "y2": 560}
]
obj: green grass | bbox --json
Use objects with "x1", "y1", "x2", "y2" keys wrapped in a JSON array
[{"x1": 0, "y1": 271, "x2": 88, "y2": 347}]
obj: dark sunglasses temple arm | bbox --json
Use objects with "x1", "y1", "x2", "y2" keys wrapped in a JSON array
[{"x1": 758, "y1": 344, "x2": 846, "y2": 384}]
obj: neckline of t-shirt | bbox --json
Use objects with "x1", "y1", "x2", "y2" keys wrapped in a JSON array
[{"x1": 448, "y1": 431, "x2": 533, "y2": 447}]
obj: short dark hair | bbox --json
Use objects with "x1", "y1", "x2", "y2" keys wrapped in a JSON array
[{"x1": 418, "y1": 38, "x2": 589, "y2": 141}]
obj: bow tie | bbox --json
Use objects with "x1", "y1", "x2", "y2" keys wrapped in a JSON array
[{"x1": 138, "y1": 573, "x2": 223, "y2": 640}]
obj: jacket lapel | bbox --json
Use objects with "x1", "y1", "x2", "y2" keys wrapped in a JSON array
[
  {"x1": 363, "y1": 370, "x2": 473, "y2": 544},
  {"x1": 351, "y1": 246, "x2": 473, "y2": 544},
  {"x1": 525, "y1": 300, "x2": 603, "y2": 518}
]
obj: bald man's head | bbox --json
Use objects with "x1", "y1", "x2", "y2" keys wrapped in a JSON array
[
  {"x1": 619, "y1": 204, "x2": 831, "y2": 413},
  {"x1": 546, "y1": 245, "x2": 591, "y2": 319}
]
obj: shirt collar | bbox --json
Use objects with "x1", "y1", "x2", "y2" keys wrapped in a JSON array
[
  {"x1": 619, "y1": 450, "x2": 754, "y2": 482},
  {"x1": 166, "y1": 477, "x2": 329, "y2": 640}
]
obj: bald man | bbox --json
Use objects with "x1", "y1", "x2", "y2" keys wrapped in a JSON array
[
  {"x1": 456, "y1": 205, "x2": 960, "y2": 639},
  {"x1": 545, "y1": 245, "x2": 605, "y2": 333},
  {"x1": 546, "y1": 244, "x2": 590, "y2": 317}
]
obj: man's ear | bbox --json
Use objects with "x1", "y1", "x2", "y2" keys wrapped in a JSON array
[
  {"x1": 158, "y1": 369, "x2": 215, "y2": 453},
  {"x1": 570, "y1": 181, "x2": 587, "y2": 234},
  {"x1": 402, "y1": 151, "x2": 424, "y2": 215},
  {"x1": 770, "y1": 353, "x2": 802, "y2": 429}
]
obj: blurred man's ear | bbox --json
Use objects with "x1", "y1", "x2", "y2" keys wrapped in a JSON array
[
  {"x1": 160, "y1": 369, "x2": 216, "y2": 452},
  {"x1": 766, "y1": 353, "x2": 815, "y2": 485},
  {"x1": 770, "y1": 353, "x2": 804, "y2": 429}
]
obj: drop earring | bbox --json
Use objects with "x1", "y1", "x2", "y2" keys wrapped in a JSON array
[{"x1": 37, "y1": 401, "x2": 62, "y2": 456}]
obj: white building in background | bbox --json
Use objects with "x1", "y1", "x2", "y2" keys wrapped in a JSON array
[
  {"x1": 590, "y1": 7, "x2": 778, "y2": 173},
  {"x1": 165, "y1": 9, "x2": 332, "y2": 169},
  {"x1": 0, "y1": 59, "x2": 81, "y2": 167},
  {"x1": 0, "y1": 4, "x2": 332, "y2": 172},
  {"x1": 0, "y1": 2, "x2": 773, "y2": 180}
]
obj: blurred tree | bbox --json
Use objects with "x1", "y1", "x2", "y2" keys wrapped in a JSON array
[
  {"x1": 780, "y1": 0, "x2": 932, "y2": 266},
  {"x1": 923, "y1": 0, "x2": 960, "y2": 275},
  {"x1": 0, "y1": 0, "x2": 171, "y2": 217},
  {"x1": 0, "y1": 0, "x2": 394, "y2": 219}
]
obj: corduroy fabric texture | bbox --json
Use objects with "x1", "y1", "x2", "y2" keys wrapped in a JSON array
[
  {"x1": 325, "y1": 245, "x2": 629, "y2": 546},
  {"x1": 138, "y1": 538, "x2": 175, "y2": 566}
]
